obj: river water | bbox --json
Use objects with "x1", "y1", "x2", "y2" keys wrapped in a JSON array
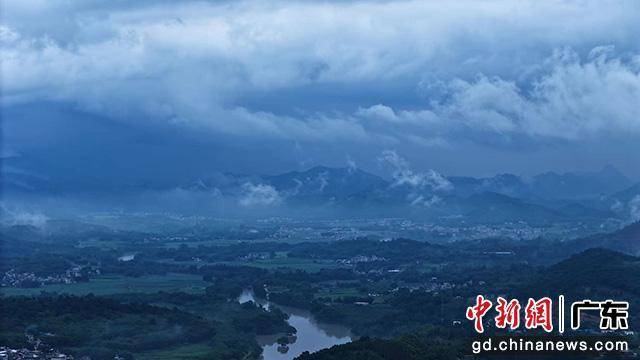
[{"x1": 238, "y1": 289, "x2": 352, "y2": 360}]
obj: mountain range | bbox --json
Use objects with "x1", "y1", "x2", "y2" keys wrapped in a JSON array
[
  {"x1": 180, "y1": 165, "x2": 638, "y2": 221},
  {"x1": 3, "y1": 164, "x2": 639, "y2": 222}
]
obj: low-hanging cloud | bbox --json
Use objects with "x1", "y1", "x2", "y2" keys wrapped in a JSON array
[
  {"x1": 410, "y1": 194, "x2": 442, "y2": 208},
  {"x1": 630, "y1": 195, "x2": 640, "y2": 221},
  {"x1": 0, "y1": 204, "x2": 49, "y2": 228},
  {"x1": 378, "y1": 150, "x2": 452, "y2": 192},
  {"x1": 239, "y1": 183, "x2": 282, "y2": 207}
]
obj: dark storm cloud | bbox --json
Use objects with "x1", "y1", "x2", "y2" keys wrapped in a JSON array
[{"x1": 1, "y1": 0, "x2": 640, "y2": 179}]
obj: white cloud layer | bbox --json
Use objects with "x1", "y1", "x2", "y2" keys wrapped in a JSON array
[
  {"x1": 630, "y1": 195, "x2": 640, "y2": 221},
  {"x1": 239, "y1": 183, "x2": 282, "y2": 207},
  {"x1": 379, "y1": 150, "x2": 452, "y2": 191},
  {"x1": 0, "y1": 204, "x2": 49, "y2": 227},
  {"x1": 2, "y1": 0, "x2": 640, "y2": 147},
  {"x1": 357, "y1": 47, "x2": 640, "y2": 142}
]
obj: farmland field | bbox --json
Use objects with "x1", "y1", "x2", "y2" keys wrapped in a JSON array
[{"x1": 1, "y1": 273, "x2": 207, "y2": 296}]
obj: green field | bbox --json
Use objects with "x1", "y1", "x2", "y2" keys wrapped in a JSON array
[
  {"x1": 158, "y1": 254, "x2": 348, "y2": 272},
  {"x1": 223, "y1": 257, "x2": 346, "y2": 272},
  {"x1": 315, "y1": 287, "x2": 364, "y2": 300},
  {"x1": 1, "y1": 273, "x2": 208, "y2": 296}
]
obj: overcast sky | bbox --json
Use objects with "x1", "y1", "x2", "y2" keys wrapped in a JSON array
[{"x1": 2, "y1": 0, "x2": 640, "y2": 187}]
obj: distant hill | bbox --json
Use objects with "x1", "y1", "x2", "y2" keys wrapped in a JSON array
[
  {"x1": 529, "y1": 165, "x2": 632, "y2": 200},
  {"x1": 449, "y1": 166, "x2": 632, "y2": 201},
  {"x1": 556, "y1": 202, "x2": 616, "y2": 219},
  {"x1": 567, "y1": 221, "x2": 640, "y2": 256},
  {"x1": 461, "y1": 192, "x2": 566, "y2": 223},
  {"x1": 448, "y1": 173, "x2": 528, "y2": 198},
  {"x1": 611, "y1": 182, "x2": 640, "y2": 202},
  {"x1": 603, "y1": 182, "x2": 640, "y2": 218}
]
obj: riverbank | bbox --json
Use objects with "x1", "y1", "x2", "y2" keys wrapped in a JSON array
[{"x1": 239, "y1": 289, "x2": 352, "y2": 360}]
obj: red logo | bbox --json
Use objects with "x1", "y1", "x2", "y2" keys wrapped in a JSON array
[
  {"x1": 524, "y1": 297, "x2": 553, "y2": 332},
  {"x1": 466, "y1": 295, "x2": 629, "y2": 333},
  {"x1": 466, "y1": 295, "x2": 493, "y2": 333},
  {"x1": 495, "y1": 297, "x2": 521, "y2": 330}
]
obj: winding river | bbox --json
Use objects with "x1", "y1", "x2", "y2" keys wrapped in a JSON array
[{"x1": 238, "y1": 289, "x2": 352, "y2": 360}]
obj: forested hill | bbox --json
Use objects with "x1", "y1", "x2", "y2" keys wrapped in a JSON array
[
  {"x1": 295, "y1": 326, "x2": 465, "y2": 360},
  {"x1": 565, "y1": 221, "x2": 640, "y2": 256},
  {"x1": 522, "y1": 248, "x2": 640, "y2": 298}
]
